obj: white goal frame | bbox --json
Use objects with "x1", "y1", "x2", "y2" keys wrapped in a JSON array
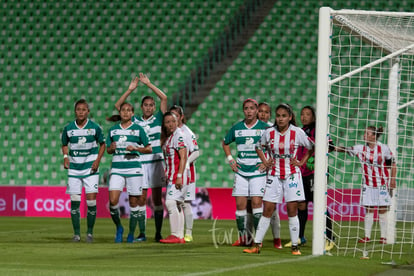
[{"x1": 314, "y1": 7, "x2": 414, "y2": 256}]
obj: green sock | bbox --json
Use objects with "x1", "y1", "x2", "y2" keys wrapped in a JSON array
[
  {"x1": 253, "y1": 212, "x2": 262, "y2": 231},
  {"x1": 129, "y1": 210, "x2": 139, "y2": 236},
  {"x1": 154, "y1": 208, "x2": 163, "y2": 235},
  {"x1": 137, "y1": 208, "x2": 146, "y2": 235},
  {"x1": 70, "y1": 201, "x2": 81, "y2": 236},
  {"x1": 87, "y1": 205, "x2": 97, "y2": 235},
  {"x1": 236, "y1": 215, "x2": 246, "y2": 240},
  {"x1": 110, "y1": 206, "x2": 122, "y2": 228}
]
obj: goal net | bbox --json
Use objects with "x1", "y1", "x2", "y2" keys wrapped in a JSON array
[{"x1": 314, "y1": 8, "x2": 414, "y2": 260}]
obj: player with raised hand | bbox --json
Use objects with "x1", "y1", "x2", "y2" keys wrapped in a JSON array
[
  {"x1": 244, "y1": 103, "x2": 314, "y2": 256},
  {"x1": 114, "y1": 73, "x2": 167, "y2": 242},
  {"x1": 334, "y1": 126, "x2": 396, "y2": 244},
  {"x1": 169, "y1": 105, "x2": 200, "y2": 243},
  {"x1": 61, "y1": 99, "x2": 106, "y2": 243},
  {"x1": 106, "y1": 102, "x2": 152, "y2": 243},
  {"x1": 159, "y1": 112, "x2": 188, "y2": 244},
  {"x1": 222, "y1": 99, "x2": 269, "y2": 246}
]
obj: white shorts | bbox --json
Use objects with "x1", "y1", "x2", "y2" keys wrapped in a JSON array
[
  {"x1": 66, "y1": 175, "x2": 99, "y2": 195},
  {"x1": 232, "y1": 174, "x2": 266, "y2": 197},
  {"x1": 109, "y1": 174, "x2": 143, "y2": 196},
  {"x1": 142, "y1": 161, "x2": 166, "y2": 189},
  {"x1": 166, "y1": 182, "x2": 190, "y2": 203},
  {"x1": 185, "y1": 182, "x2": 196, "y2": 201},
  {"x1": 361, "y1": 184, "x2": 391, "y2": 207},
  {"x1": 263, "y1": 173, "x2": 305, "y2": 203}
]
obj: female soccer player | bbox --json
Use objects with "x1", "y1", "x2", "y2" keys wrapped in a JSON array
[
  {"x1": 61, "y1": 99, "x2": 106, "y2": 243},
  {"x1": 114, "y1": 73, "x2": 167, "y2": 242},
  {"x1": 169, "y1": 105, "x2": 200, "y2": 242},
  {"x1": 244, "y1": 103, "x2": 313, "y2": 255},
  {"x1": 106, "y1": 102, "x2": 152, "y2": 243},
  {"x1": 159, "y1": 112, "x2": 188, "y2": 244},
  {"x1": 257, "y1": 102, "x2": 282, "y2": 249},
  {"x1": 222, "y1": 99, "x2": 269, "y2": 246},
  {"x1": 335, "y1": 126, "x2": 396, "y2": 244}
]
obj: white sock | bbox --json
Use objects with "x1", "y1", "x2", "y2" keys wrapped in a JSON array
[
  {"x1": 289, "y1": 216, "x2": 299, "y2": 246},
  {"x1": 270, "y1": 208, "x2": 281, "y2": 239},
  {"x1": 166, "y1": 200, "x2": 180, "y2": 237},
  {"x1": 177, "y1": 203, "x2": 185, "y2": 239},
  {"x1": 365, "y1": 212, "x2": 374, "y2": 239},
  {"x1": 254, "y1": 216, "x2": 271, "y2": 244},
  {"x1": 182, "y1": 202, "x2": 193, "y2": 236},
  {"x1": 379, "y1": 213, "x2": 388, "y2": 238}
]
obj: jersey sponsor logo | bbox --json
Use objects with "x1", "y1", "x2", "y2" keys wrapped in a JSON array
[
  {"x1": 240, "y1": 152, "x2": 258, "y2": 158},
  {"x1": 289, "y1": 182, "x2": 298, "y2": 189},
  {"x1": 78, "y1": 136, "x2": 87, "y2": 145},
  {"x1": 273, "y1": 153, "x2": 293, "y2": 159},
  {"x1": 245, "y1": 137, "x2": 254, "y2": 145}
]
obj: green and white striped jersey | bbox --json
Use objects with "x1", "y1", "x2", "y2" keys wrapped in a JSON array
[
  {"x1": 106, "y1": 122, "x2": 150, "y2": 177},
  {"x1": 61, "y1": 119, "x2": 105, "y2": 178},
  {"x1": 223, "y1": 119, "x2": 268, "y2": 178},
  {"x1": 132, "y1": 110, "x2": 164, "y2": 164}
]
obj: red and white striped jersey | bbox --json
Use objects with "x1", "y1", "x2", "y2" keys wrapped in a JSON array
[
  {"x1": 347, "y1": 142, "x2": 393, "y2": 187},
  {"x1": 256, "y1": 125, "x2": 313, "y2": 179},
  {"x1": 180, "y1": 124, "x2": 199, "y2": 183},
  {"x1": 163, "y1": 128, "x2": 188, "y2": 184}
]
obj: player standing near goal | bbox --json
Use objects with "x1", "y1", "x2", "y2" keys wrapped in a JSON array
[
  {"x1": 159, "y1": 112, "x2": 188, "y2": 244},
  {"x1": 222, "y1": 99, "x2": 268, "y2": 246},
  {"x1": 243, "y1": 103, "x2": 314, "y2": 255},
  {"x1": 114, "y1": 73, "x2": 167, "y2": 242},
  {"x1": 61, "y1": 99, "x2": 106, "y2": 243},
  {"x1": 106, "y1": 102, "x2": 152, "y2": 243},
  {"x1": 257, "y1": 102, "x2": 282, "y2": 249},
  {"x1": 334, "y1": 126, "x2": 397, "y2": 244},
  {"x1": 169, "y1": 105, "x2": 200, "y2": 242}
]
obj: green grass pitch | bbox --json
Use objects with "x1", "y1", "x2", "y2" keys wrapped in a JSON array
[{"x1": 0, "y1": 217, "x2": 412, "y2": 275}]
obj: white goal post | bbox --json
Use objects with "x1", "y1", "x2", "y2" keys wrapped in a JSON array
[{"x1": 314, "y1": 7, "x2": 414, "y2": 258}]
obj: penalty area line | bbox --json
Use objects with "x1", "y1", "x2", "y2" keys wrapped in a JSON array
[{"x1": 183, "y1": 255, "x2": 317, "y2": 276}]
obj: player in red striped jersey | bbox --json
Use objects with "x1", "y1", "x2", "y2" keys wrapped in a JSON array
[
  {"x1": 335, "y1": 126, "x2": 397, "y2": 244},
  {"x1": 243, "y1": 104, "x2": 314, "y2": 255}
]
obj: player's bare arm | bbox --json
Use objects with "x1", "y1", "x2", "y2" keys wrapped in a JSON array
[
  {"x1": 222, "y1": 141, "x2": 240, "y2": 172},
  {"x1": 107, "y1": 142, "x2": 117, "y2": 154},
  {"x1": 62, "y1": 145, "x2": 70, "y2": 169},
  {"x1": 175, "y1": 147, "x2": 187, "y2": 190},
  {"x1": 91, "y1": 142, "x2": 106, "y2": 172},
  {"x1": 114, "y1": 76, "x2": 139, "y2": 111},
  {"x1": 126, "y1": 144, "x2": 152, "y2": 154}
]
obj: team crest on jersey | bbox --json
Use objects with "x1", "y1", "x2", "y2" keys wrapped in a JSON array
[
  {"x1": 87, "y1": 129, "x2": 93, "y2": 135},
  {"x1": 130, "y1": 130, "x2": 135, "y2": 135},
  {"x1": 256, "y1": 130, "x2": 262, "y2": 136}
]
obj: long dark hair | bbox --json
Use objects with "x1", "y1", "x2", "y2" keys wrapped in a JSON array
[
  {"x1": 106, "y1": 102, "x2": 134, "y2": 122},
  {"x1": 366, "y1": 125, "x2": 384, "y2": 140},
  {"x1": 160, "y1": 111, "x2": 178, "y2": 146},
  {"x1": 169, "y1": 104, "x2": 186, "y2": 124},
  {"x1": 274, "y1": 103, "x2": 296, "y2": 128}
]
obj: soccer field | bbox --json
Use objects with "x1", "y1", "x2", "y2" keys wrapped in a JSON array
[{"x1": 0, "y1": 217, "x2": 411, "y2": 276}]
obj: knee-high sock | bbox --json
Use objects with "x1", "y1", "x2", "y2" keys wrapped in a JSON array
[
  {"x1": 270, "y1": 208, "x2": 281, "y2": 239},
  {"x1": 137, "y1": 205, "x2": 146, "y2": 235},
  {"x1": 254, "y1": 216, "x2": 271, "y2": 244},
  {"x1": 86, "y1": 200, "x2": 97, "y2": 235},
  {"x1": 235, "y1": 210, "x2": 247, "y2": 240},
  {"x1": 183, "y1": 202, "x2": 193, "y2": 236},
  {"x1": 154, "y1": 205, "x2": 164, "y2": 235},
  {"x1": 177, "y1": 203, "x2": 185, "y2": 239},
  {"x1": 289, "y1": 216, "x2": 300, "y2": 246},
  {"x1": 298, "y1": 208, "x2": 308, "y2": 238},
  {"x1": 110, "y1": 204, "x2": 122, "y2": 228},
  {"x1": 166, "y1": 200, "x2": 180, "y2": 237},
  {"x1": 252, "y1": 207, "x2": 263, "y2": 231},
  {"x1": 379, "y1": 212, "x2": 388, "y2": 238},
  {"x1": 129, "y1": 206, "x2": 139, "y2": 236},
  {"x1": 70, "y1": 200, "x2": 81, "y2": 236},
  {"x1": 364, "y1": 212, "x2": 374, "y2": 239}
]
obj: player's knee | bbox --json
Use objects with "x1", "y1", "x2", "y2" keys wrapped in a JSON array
[
  {"x1": 86, "y1": 200, "x2": 96, "y2": 207},
  {"x1": 70, "y1": 194, "x2": 81, "y2": 202},
  {"x1": 165, "y1": 199, "x2": 177, "y2": 212}
]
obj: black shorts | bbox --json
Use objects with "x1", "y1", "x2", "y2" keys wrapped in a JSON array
[{"x1": 302, "y1": 174, "x2": 314, "y2": 202}]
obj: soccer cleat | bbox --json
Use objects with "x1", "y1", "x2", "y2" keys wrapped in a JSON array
[
  {"x1": 127, "y1": 234, "x2": 134, "y2": 243},
  {"x1": 284, "y1": 238, "x2": 301, "y2": 248},
  {"x1": 71, "y1": 235, "x2": 81, "y2": 242},
  {"x1": 358, "y1": 237, "x2": 370, "y2": 243},
  {"x1": 379, "y1": 237, "x2": 387, "y2": 244},
  {"x1": 86, "y1": 234, "x2": 93, "y2": 243},
  {"x1": 155, "y1": 233, "x2": 163, "y2": 243},
  {"x1": 184, "y1": 234, "x2": 193, "y2": 242},
  {"x1": 160, "y1": 235, "x2": 185, "y2": 244},
  {"x1": 291, "y1": 245, "x2": 301, "y2": 255},
  {"x1": 115, "y1": 226, "x2": 124, "y2": 243},
  {"x1": 273, "y1": 238, "x2": 282, "y2": 249},
  {"x1": 325, "y1": 239, "x2": 335, "y2": 251},
  {"x1": 300, "y1": 236, "x2": 307, "y2": 246},
  {"x1": 243, "y1": 244, "x2": 261, "y2": 254},
  {"x1": 134, "y1": 233, "x2": 147, "y2": 242}
]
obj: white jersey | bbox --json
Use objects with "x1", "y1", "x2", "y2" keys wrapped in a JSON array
[
  {"x1": 180, "y1": 124, "x2": 199, "y2": 183},
  {"x1": 256, "y1": 124, "x2": 313, "y2": 179},
  {"x1": 347, "y1": 142, "x2": 393, "y2": 188},
  {"x1": 163, "y1": 128, "x2": 188, "y2": 184}
]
